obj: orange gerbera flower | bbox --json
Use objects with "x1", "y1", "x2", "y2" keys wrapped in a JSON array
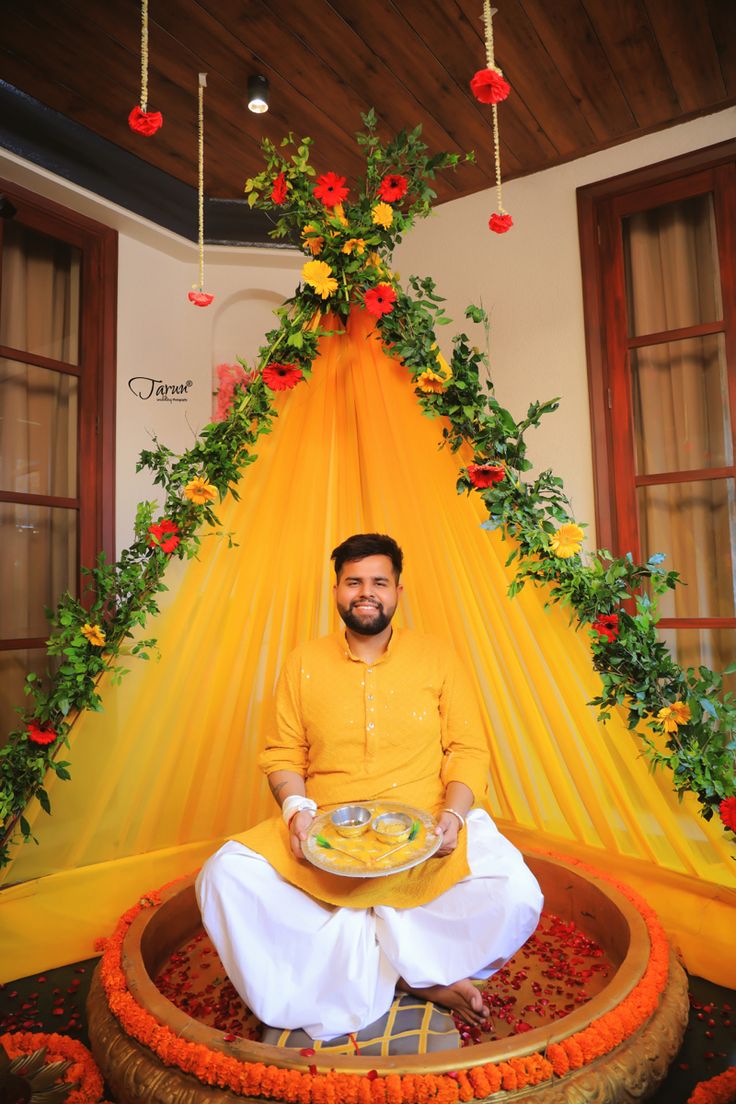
[
  {"x1": 416, "y1": 368, "x2": 446, "y2": 394},
  {"x1": 183, "y1": 476, "x2": 218, "y2": 505},
  {"x1": 550, "y1": 523, "x2": 584, "y2": 558},
  {"x1": 657, "y1": 700, "x2": 691, "y2": 733},
  {"x1": 81, "y1": 622, "x2": 106, "y2": 647}
]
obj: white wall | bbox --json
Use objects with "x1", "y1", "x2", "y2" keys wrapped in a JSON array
[
  {"x1": 395, "y1": 107, "x2": 736, "y2": 544},
  {"x1": 0, "y1": 150, "x2": 302, "y2": 553}
]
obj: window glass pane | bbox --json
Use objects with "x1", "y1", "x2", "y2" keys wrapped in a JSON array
[
  {"x1": 0, "y1": 357, "x2": 78, "y2": 496},
  {"x1": 638, "y1": 478, "x2": 736, "y2": 618},
  {"x1": 0, "y1": 648, "x2": 59, "y2": 748},
  {"x1": 631, "y1": 334, "x2": 731, "y2": 474},
  {"x1": 0, "y1": 504, "x2": 77, "y2": 638},
  {"x1": 659, "y1": 626, "x2": 736, "y2": 696},
  {"x1": 0, "y1": 221, "x2": 81, "y2": 364},
  {"x1": 623, "y1": 193, "x2": 722, "y2": 336}
]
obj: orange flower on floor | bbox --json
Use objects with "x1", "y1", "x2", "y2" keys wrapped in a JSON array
[
  {"x1": 657, "y1": 700, "x2": 692, "y2": 733},
  {"x1": 26, "y1": 722, "x2": 57, "y2": 746},
  {"x1": 81, "y1": 622, "x2": 106, "y2": 647},
  {"x1": 262, "y1": 362, "x2": 304, "y2": 391},
  {"x1": 364, "y1": 284, "x2": 397, "y2": 317},
  {"x1": 183, "y1": 476, "x2": 218, "y2": 505},
  {"x1": 719, "y1": 796, "x2": 736, "y2": 832},
  {"x1": 550, "y1": 523, "x2": 584, "y2": 558},
  {"x1": 416, "y1": 368, "x2": 446, "y2": 394},
  {"x1": 467, "y1": 462, "x2": 505, "y2": 488},
  {"x1": 313, "y1": 171, "x2": 349, "y2": 207}
]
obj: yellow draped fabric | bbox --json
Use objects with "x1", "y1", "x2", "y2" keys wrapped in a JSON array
[{"x1": 1, "y1": 310, "x2": 734, "y2": 982}]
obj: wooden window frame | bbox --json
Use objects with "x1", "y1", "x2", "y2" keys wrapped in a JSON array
[
  {"x1": 0, "y1": 179, "x2": 117, "y2": 627},
  {"x1": 578, "y1": 140, "x2": 736, "y2": 559}
]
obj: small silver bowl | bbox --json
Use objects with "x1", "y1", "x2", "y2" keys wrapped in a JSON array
[
  {"x1": 371, "y1": 811, "x2": 414, "y2": 844},
  {"x1": 331, "y1": 804, "x2": 372, "y2": 838}
]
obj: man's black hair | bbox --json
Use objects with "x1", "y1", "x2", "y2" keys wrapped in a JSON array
[{"x1": 331, "y1": 533, "x2": 403, "y2": 580}]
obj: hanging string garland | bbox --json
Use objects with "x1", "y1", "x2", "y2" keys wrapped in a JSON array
[
  {"x1": 189, "y1": 73, "x2": 215, "y2": 307},
  {"x1": 470, "y1": 2, "x2": 513, "y2": 234},
  {"x1": 128, "y1": 0, "x2": 163, "y2": 136}
]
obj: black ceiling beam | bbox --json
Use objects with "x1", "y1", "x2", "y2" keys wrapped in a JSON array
[{"x1": 0, "y1": 82, "x2": 280, "y2": 247}]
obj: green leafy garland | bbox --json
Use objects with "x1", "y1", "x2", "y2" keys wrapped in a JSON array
[{"x1": 0, "y1": 111, "x2": 733, "y2": 867}]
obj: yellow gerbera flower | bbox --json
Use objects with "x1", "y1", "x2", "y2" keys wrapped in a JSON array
[
  {"x1": 342, "y1": 237, "x2": 366, "y2": 255},
  {"x1": 372, "y1": 202, "x2": 394, "y2": 229},
  {"x1": 302, "y1": 259, "x2": 338, "y2": 300},
  {"x1": 81, "y1": 622, "x2": 106, "y2": 647},
  {"x1": 550, "y1": 523, "x2": 584, "y2": 559},
  {"x1": 184, "y1": 476, "x2": 218, "y2": 505},
  {"x1": 657, "y1": 701, "x2": 692, "y2": 733},
  {"x1": 416, "y1": 368, "x2": 446, "y2": 394},
  {"x1": 301, "y1": 224, "x2": 324, "y2": 256}
]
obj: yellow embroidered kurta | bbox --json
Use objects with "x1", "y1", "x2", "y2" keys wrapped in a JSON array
[{"x1": 234, "y1": 629, "x2": 491, "y2": 908}]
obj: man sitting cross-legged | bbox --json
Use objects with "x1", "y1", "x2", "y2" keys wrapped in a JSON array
[{"x1": 196, "y1": 532, "x2": 543, "y2": 1040}]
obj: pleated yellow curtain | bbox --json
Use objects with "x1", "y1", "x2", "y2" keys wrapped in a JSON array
[{"x1": 1, "y1": 310, "x2": 734, "y2": 982}]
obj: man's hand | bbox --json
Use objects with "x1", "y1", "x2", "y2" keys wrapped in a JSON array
[
  {"x1": 289, "y1": 809, "x2": 315, "y2": 859},
  {"x1": 433, "y1": 811, "x2": 461, "y2": 857}
]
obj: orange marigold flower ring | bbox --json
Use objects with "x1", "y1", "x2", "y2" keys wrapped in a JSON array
[
  {"x1": 128, "y1": 105, "x2": 163, "y2": 135},
  {"x1": 313, "y1": 171, "x2": 349, "y2": 208},
  {"x1": 470, "y1": 67, "x2": 511, "y2": 104},
  {"x1": 687, "y1": 1066, "x2": 736, "y2": 1104},
  {"x1": 26, "y1": 722, "x2": 57, "y2": 746},
  {"x1": 1, "y1": 1031, "x2": 105, "y2": 1104},
  {"x1": 97, "y1": 855, "x2": 674, "y2": 1104}
]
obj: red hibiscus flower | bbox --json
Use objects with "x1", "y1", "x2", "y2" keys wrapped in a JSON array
[
  {"x1": 148, "y1": 518, "x2": 180, "y2": 555},
  {"x1": 262, "y1": 362, "x2": 303, "y2": 391},
  {"x1": 591, "y1": 613, "x2": 619, "y2": 643},
  {"x1": 719, "y1": 796, "x2": 736, "y2": 832},
  {"x1": 271, "y1": 172, "x2": 288, "y2": 205},
  {"x1": 188, "y1": 290, "x2": 214, "y2": 307},
  {"x1": 364, "y1": 284, "x2": 397, "y2": 317},
  {"x1": 313, "y1": 172, "x2": 349, "y2": 208},
  {"x1": 467, "y1": 463, "x2": 505, "y2": 488},
  {"x1": 470, "y1": 68, "x2": 511, "y2": 105},
  {"x1": 378, "y1": 174, "x2": 408, "y2": 203},
  {"x1": 128, "y1": 106, "x2": 164, "y2": 136},
  {"x1": 489, "y1": 212, "x2": 514, "y2": 234},
  {"x1": 27, "y1": 722, "x2": 57, "y2": 746}
]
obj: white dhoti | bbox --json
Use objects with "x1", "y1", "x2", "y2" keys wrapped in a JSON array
[{"x1": 195, "y1": 810, "x2": 543, "y2": 1041}]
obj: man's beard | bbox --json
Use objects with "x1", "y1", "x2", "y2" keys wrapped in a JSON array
[{"x1": 338, "y1": 600, "x2": 394, "y2": 636}]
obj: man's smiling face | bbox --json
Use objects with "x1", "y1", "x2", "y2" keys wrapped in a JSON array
[{"x1": 334, "y1": 554, "x2": 402, "y2": 637}]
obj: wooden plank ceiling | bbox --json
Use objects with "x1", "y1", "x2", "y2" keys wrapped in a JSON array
[{"x1": 1, "y1": 0, "x2": 735, "y2": 204}]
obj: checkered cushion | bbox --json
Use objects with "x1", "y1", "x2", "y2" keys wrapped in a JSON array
[{"x1": 261, "y1": 994, "x2": 460, "y2": 1055}]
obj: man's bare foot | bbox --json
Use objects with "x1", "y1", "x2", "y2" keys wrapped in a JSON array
[{"x1": 397, "y1": 976, "x2": 485, "y2": 1026}]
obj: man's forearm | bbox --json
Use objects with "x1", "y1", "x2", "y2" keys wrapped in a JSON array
[
  {"x1": 443, "y1": 781, "x2": 474, "y2": 818},
  {"x1": 268, "y1": 770, "x2": 306, "y2": 808}
]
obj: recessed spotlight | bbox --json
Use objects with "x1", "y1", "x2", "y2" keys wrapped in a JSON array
[{"x1": 247, "y1": 75, "x2": 269, "y2": 114}]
